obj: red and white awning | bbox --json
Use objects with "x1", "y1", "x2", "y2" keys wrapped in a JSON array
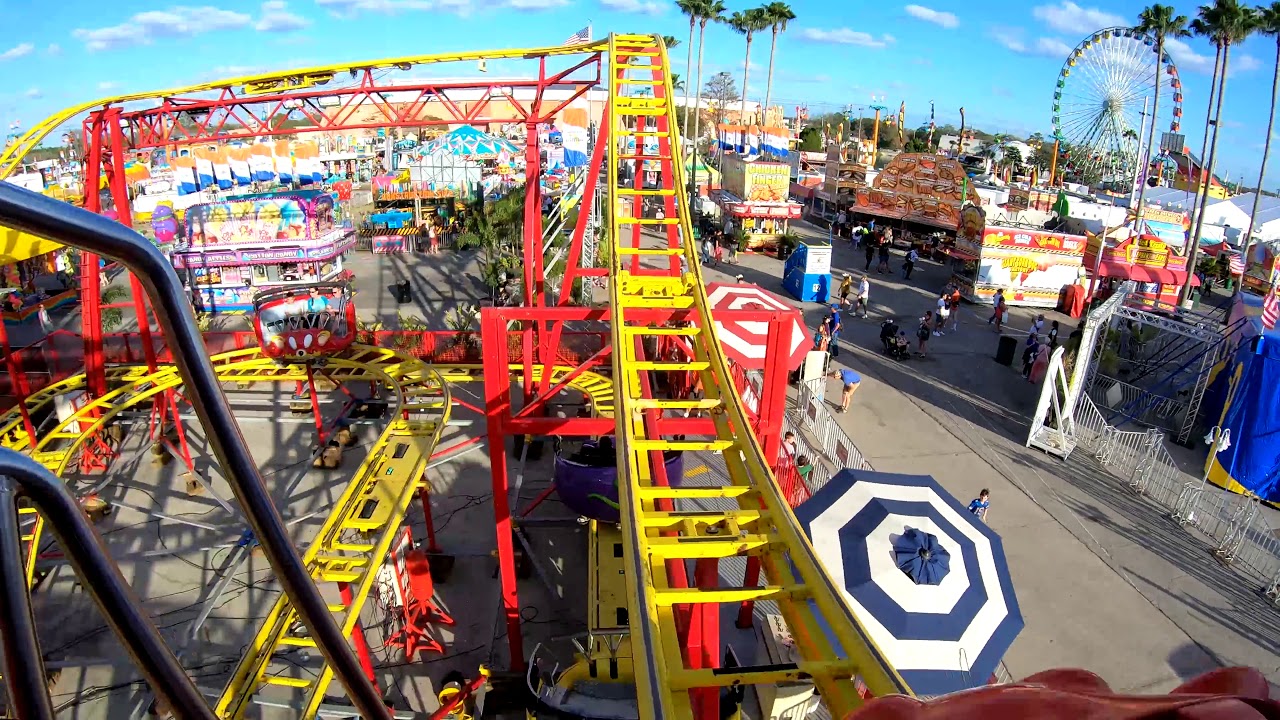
[{"x1": 706, "y1": 283, "x2": 809, "y2": 370}]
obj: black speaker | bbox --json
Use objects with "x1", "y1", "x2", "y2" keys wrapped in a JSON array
[
  {"x1": 995, "y1": 335, "x2": 1018, "y2": 366},
  {"x1": 395, "y1": 280, "x2": 411, "y2": 304}
]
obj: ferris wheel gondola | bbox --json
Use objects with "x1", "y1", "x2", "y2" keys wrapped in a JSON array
[{"x1": 1051, "y1": 27, "x2": 1183, "y2": 186}]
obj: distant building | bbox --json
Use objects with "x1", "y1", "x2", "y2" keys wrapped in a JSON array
[{"x1": 937, "y1": 134, "x2": 982, "y2": 155}]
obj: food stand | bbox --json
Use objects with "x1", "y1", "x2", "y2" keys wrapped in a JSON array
[
  {"x1": 1242, "y1": 243, "x2": 1278, "y2": 294},
  {"x1": 718, "y1": 156, "x2": 803, "y2": 249},
  {"x1": 1083, "y1": 210, "x2": 1194, "y2": 306},
  {"x1": 173, "y1": 190, "x2": 355, "y2": 312},
  {"x1": 851, "y1": 153, "x2": 982, "y2": 231},
  {"x1": 951, "y1": 225, "x2": 1087, "y2": 307}
]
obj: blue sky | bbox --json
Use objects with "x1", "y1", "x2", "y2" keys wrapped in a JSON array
[{"x1": 2, "y1": 0, "x2": 1278, "y2": 189}]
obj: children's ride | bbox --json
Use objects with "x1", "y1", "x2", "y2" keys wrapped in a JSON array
[{"x1": 252, "y1": 282, "x2": 356, "y2": 362}]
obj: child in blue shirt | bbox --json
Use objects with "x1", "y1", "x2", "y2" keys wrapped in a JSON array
[{"x1": 968, "y1": 489, "x2": 991, "y2": 521}]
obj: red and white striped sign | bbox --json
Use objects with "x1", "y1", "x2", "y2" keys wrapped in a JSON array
[{"x1": 706, "y1": 283, "x2": 809, "y2": 370}]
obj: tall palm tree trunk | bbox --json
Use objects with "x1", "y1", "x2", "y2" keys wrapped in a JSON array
[
  {"x1": 689, "y1": 22, "x2": 709, "y2": 201},
  {"x1": 1184, "y1": 43, "x2": 1233, "y2": 303},
  {"x1": 1189, "y1": 45, "x2": 1223, "y2": 248},
  {"x1": 1134, "y1": 38, "x2": 1166, "y2": 221},
  {"x1": 1240, "y1": 38, "x2": 1280, "y2": 286},
  {"x1": 764, "y1": 28, "x2": 779, "y2": 123},
  {"x1": 739, "y1": 37, "x2": 753, "y2": 127},
  {"x1": 683, "y1": 21, "x2": 695, "y2": 135}
]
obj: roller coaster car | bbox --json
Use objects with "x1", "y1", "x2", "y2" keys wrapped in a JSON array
[{"x1": 252, "y1": 282, "x2": 357, "y2": 363}]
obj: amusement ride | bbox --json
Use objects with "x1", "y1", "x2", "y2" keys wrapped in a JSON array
[
  {"x1": 0, "y1": 31, "x2": 1275, "y2": 720},
  {"x1": 1052, "y1": 26, "x2": 1183, "y2": 185}
]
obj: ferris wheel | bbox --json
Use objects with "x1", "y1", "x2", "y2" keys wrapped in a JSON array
[{"x1": 1051, "y1": 27, "x2": 1183, "y2": 185}]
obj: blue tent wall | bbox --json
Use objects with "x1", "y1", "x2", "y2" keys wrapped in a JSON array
[{"x1": 1206, "y1": 293, "x2": 1280, "y2": 502}]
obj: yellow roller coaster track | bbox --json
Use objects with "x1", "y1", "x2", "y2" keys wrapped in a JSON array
[
  {"x1": 0, "y1": 348, "x2": 616, "y2": 597},
  {"x1": 603, "y1": 34, "x2": 909, "y2": 718}
]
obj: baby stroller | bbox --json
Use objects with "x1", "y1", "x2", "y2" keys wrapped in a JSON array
[{"x1": 880, "y1": 319, "x2": 911, "y2": 360}]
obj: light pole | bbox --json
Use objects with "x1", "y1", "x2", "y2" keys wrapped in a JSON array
[{"x1": 868, "y1": 95, "x2": 888, "y2": 168}]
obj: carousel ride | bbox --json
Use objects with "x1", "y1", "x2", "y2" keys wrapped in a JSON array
[{"x1": 0, "y1": 33, "x2": 1277, "y2": 720}]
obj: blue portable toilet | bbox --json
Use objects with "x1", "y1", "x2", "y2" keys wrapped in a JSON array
[{"x1": 782, "y1": 240, "x2": 834, "y2": 303}]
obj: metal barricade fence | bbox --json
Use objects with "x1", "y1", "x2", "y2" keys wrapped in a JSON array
[{"x1": 1072, "y1": 396, "x2": 1280, "y2": 589}]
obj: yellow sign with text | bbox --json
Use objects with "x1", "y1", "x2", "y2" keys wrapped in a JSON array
[{"x1": 743, "y1": 162, "x2": 790, "y2": 203}]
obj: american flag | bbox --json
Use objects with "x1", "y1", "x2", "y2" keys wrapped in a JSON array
[
  {"x1": 563, "y1": 25, "x2": 592, "y2": 46},
  {"x1": 1264, "y1": 289, "x2": 1279, "y2": 330}
]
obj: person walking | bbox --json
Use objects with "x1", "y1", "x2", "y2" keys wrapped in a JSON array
[
  {"x1": 829, "y1": 367, "x2": 862, "y2": 413},
  {"x1": 933, "y1": 291, "x2": 950, "y2": 336},
  {"x1": 701, "y1": 234, "x2": 714, "y2": 265},
  {"x1": 864, "y1": 235, "x2": 877, "y2": 272},
  {"x1": 825, "y1": 305, "x2": 843, "y2": 360},
  {"x1": 992, "y1": 292, "x2": 1007, "y2": 333},
  {"x1": 987, "y1": 289, "x2": 1005, "y2": 324},
  {"x1": 917, "y1": 311, "x2": 933, "y2": 356},
  {"x1": 838, "y1": 273, "x2": 854, "y2": 310},
  {"x1": 968, "y1": 489, "x2": 991, "y2": 521},
  {"x1": 948, "y1": 286, "x2": 962, "y2": 332},
  {"x1": 903, "y1": 247, "x2": 918, "y2": 280},
  {"x1": 876, "y1": 242, "x2": 891, "y2": 274},
  {"x1": 853, "y1": 274, "x2": 870, "y2": 318},
  {"x1": 1029, "y1": 341, "x2": 1051, "y2": 384}
]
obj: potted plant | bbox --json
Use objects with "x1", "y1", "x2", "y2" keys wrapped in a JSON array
[{"x1": 775, "y1": 232, "x2": 800, "y2": 261}]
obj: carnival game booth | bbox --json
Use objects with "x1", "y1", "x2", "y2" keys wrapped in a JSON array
[
  {"x1": 951, "y1": 225, "x2": 1087, "y2": 308},
  {"x1": 174, "y1": 189, "x2": 355, "y2": 313},
  {"x1": 362, "y1": 211, "x2": 416, "y2": 254},
  {"x1": 1083, "y1": 210, "x2": 1195, "y2": 307},
  {"x1": 718, "y1": 155, "x2": 802, "y2": 249}
]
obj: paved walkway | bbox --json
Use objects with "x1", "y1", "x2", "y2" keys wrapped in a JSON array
[{"x1": 700, "y1": 220, "x2": 1279, "y2": 693}]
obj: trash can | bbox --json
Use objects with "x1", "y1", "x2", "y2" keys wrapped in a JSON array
[
  {"x1": 995, "y1": 335, "x2": 1018, "y2": 366},
  {"x1": 395, "y1": 280, "x2": 411, "y2": 304}
]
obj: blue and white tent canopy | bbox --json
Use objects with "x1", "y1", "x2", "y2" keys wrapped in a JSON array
[
  {"x1": 421, "y1": 125, "x2": 519, "y2": 160},
  {"x1": 794, "y1": 469, "x2": 1024, "y2": 697}
]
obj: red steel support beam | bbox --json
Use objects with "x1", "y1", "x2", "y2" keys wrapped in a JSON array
[
  {"x1": 0, "y1": 319, "x2": 36, "y2": 449},
  {"x1": 558, "y1": 118, "x2": 610, "y2": 305},
  {"x1": 79, "y1": 114, "x2": 107, "y2": 398},
  {"x1": 107, "y1": 66, "x2": 604, "y2": 152},
  {"x1": 479, "y1": 309, "x2": 524, "y2": 669}
]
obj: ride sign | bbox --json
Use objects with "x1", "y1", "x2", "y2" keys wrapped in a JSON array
[
  {"x1": 982, "y1": 227, "x2": 1085, "y2": 255},
  {"x1": 171, "y1": 234, "x2": 356, "y2": 268}
]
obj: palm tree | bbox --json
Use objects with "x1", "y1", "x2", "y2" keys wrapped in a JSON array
[
  {"x1": 727, "y1": 8, "x2": 770, "y2": 126},
  {"x1": 1240, "y1": 1, "x2": 1280, "y2": 285},
  {"x1": 760, "y1": 1, "x2": 795, "y2": 126},
  {"x1": 675, "y1": 1, "x2": 700, "y2": 130},
  {"x1": 1187, "y1": 15, "x2": 1223, "y2": 237},
  {"x1": 1183, "y1": 0, "x2": 1258, "y2": 303},
  {"x1": 1134, "y1": 5, "x2": 1190, "y2": 223},
  {"x1": 688, "y1": 0, "x2": 725, "y2": 197}
]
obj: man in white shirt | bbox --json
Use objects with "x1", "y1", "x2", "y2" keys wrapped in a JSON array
[
  {"x1": 853, "y1": 275, "x2": 870, "y2": 318},
  {"x1": 935, "y1": 292, "x2": 950, "y2": 336},
  {"x1": 1029, "y1": 313, "x2": 1045, "y2": 337}
]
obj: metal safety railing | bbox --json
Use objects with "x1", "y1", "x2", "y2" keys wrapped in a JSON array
[{"x1": 1073, "y1": 395, "x2": 1280, "y2": 591}]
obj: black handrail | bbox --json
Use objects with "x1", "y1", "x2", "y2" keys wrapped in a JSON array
[
  {"x1": 0, "y1": 183, "x2": 391, "y2": 720},
  {"x1": 0, "y1": 452, "x2": 212, "y2": 719}
]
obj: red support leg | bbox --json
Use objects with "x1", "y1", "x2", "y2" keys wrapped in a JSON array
[
  {"x1": 305, "y1": 365, "x2": 326, "y2": 446},
  {"x1": 79, "y1": 116, "x2": 107, "y2": 399},
  {"x1": 339, "y1": 583, "x2": 380, "y2": 688},
  {"x1": 0, "y1": 319, "x2": 37, "y2": 448},
  {"x1": 418, "y1": 485, "x2": 441, "y2": 554},
  {"x1": 755, "y1": 316, "x2": 791, "y2": 462},
  {"x1": 690, "y1": 558, "x2": 721, "y2": 720},
  {"x1": 480, "y1": 309, "x2": 524, "y2": 669}
]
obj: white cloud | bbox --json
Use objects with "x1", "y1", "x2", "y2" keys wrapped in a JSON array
[
  {"x1": 256, "y1": 1, "x2": 311, "y2": 31},
  {"x1": 97, "y1": 81, "x2": 119, "y2": 91},
  {"x1": 599, "y1": 0, "x2": 665, "y2": 14},
  {"x1": 1034, "y1": 37, "x2": 1073, "y2": 57},
  {"x1": 24, "y1": 88, "x2": 41, "y2": 99},
  {"x1": 316, "y1": 0, "x2": 560, "y2": 13},
  {"x1": 1234, "y1": 54, "x2": 1261, "y2": 73},
  {"x1": 798, "y1": 28, "x2": 895, "y2": 48},
  {"x1": 988, "y1": 26, "x2": 1027, "y2": 52},
  {"x1": 74, "y1": 6, "x2": 253, "y2": 51},
  {"x1": 1165, "y1": 38, "x2": 1216, "y2": 74},
  {"x1": 1031, "y1": 1, "x2": 1126, "y2": 35},
  {"x1": 315, "y1": 0, "x2": 433, "y2": 10},
  {"x1": 0, "y1": 43, "x2": 34, "y2": 61},
  {"x1": 904, "y1": 5, "x2": 959, "y2": 29},
  {"x1": 44, "y1": 44, "x2": 60, "y2": 56},
  {"x1": 506, "y1": 0, "x2": 568, "y2": 8}
]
